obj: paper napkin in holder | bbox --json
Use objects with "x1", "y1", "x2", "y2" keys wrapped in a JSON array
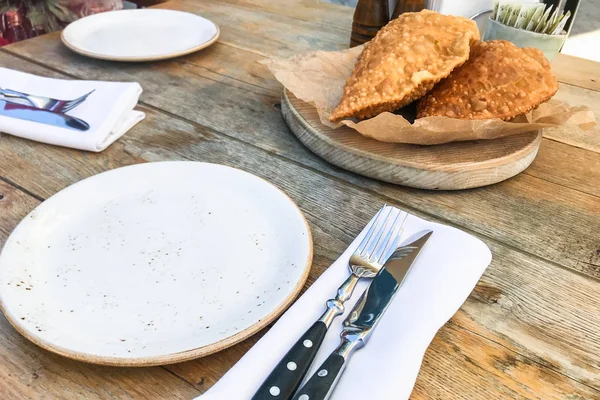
[{"x1": 0, "y1": 67, "x2": 144, "y2": 152}]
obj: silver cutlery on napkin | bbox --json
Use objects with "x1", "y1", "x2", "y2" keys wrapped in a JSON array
[
  {"x1": 0, "y1": 87, "x2": 94, "y2": 114},
  {"x1": 252, "y1": 206, "x2": 408, "y2": 400},
  {"x1": 0, "y1": 100, "x2": 90, "y2": 131},
  {"x1": 293, "y1": 231, "x2": 433, "y2": 400}
]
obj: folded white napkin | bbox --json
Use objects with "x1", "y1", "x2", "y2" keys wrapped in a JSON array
[
  {"x1": 198, "y1": 207, "x2": 492, "y2": 400},
  {"x1": 0, "y1": 67, "x2": 144, "y2": 152}
]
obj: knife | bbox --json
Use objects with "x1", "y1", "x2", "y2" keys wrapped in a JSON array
[
  {"x1": 292, "y1": 231, "x2": 433, "y2": 400},
  {"x1": 0, "y1": 100, "x2": 90, "y2": 131}
]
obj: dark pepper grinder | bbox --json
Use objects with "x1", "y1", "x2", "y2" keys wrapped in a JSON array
[
  {"x1": 350, "y1": 0, "x2": 390, "y2": 47},
  {"x1": 392, "y1": 0, "x2": 425, "y2": 18}
]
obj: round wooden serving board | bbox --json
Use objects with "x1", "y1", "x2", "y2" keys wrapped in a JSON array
[{"x1": 281, "y1": 90, "x2": 542, "y2": 190}]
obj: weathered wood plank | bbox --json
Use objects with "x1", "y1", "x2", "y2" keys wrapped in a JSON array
[
  {"x1": 3, "y1": 30, "x2": 281, "y2": 99},
  {"x1": 413, "y1": 318, "x2": 600, "y2": 400},
  {"x1": 553, "y1": 54, "x2": 600, "y2": 93},
  {"x1": 154, "y1": 0, "x2": 348, "y2": 57},
  {"x1": 0, "y1": 1, "x2": 598, "y2": 398},
  {"x1": 216, "y1": 0, "x2": 354, "y2": 31},
  {"x1": 0, "y1": 98, "x2": 598, "y2": 396},
  {"x1": 0, "y1": 181, "x2": 201, "y2": 400},
  {"x1": 2, "y1": 48, "x2": 598, "y2": 280},
  {"x1": 0, "y1": 180, "x2": 39, "y2": 243},
  {"x1": 463, "y1": 240, "x2": 600, "y2": 391},
  {"x1": 528, "y1": 139, "x2": 600, "y2": 198},
  {"x1": 545, "y1": 83, "x2": 600, "y2": 154},
  {"x1": 1, "y1": 2, "x2": 599, "y2": 396}
]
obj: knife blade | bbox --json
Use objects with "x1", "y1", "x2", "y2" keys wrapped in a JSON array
[
  {"x1": 0, "y1": 100, "x2": 90, "y2": 131},
  {"x1": 292, "y1": 231, "x2": 432, "y2": 400}
]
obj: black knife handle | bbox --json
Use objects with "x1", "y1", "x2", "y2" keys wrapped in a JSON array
[
  {"x1": 292, "y1": 353, "x2": 347, "y2": 400},
  {"x1": 252, "y1": 321, "x2": 327, "y2": 400}
]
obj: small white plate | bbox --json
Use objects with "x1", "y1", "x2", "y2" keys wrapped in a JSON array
[
  {"x1": 61, "y1": 9, "x2": 219, "y2": 62},
  {"x1": 0, "y1": 162, "x2": 312, "y2": 366}
]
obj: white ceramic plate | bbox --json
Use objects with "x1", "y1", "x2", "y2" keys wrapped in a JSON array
[
  {"x1": 61, "y1": 9, "x2": 219, "y2": 61},
  {"x1": 0, "y1": 162, "x2": 312, "y2": 366}
]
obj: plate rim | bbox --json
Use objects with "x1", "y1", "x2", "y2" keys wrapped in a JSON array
[
  {"x1": 0, "y1": 161, "x2": 313, "y2": 366},
  {"x1": 60, "y1": 9, "x2": 220, "y2": 62}
]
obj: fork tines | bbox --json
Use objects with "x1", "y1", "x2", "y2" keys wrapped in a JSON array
[
  {"x1": 356, "y1": 205, "x2": 408, "y2": 265},
  {"x1": 61, "y1": 90, "x2": 95, "y2": 113}
]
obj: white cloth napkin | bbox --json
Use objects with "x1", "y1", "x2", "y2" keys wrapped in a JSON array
[
  {"x1": 198, "y1": 207, "x2": 492, "y2": 400},
  {"x1": 0, "y1": 67, "x2": 144, "y2": 152}
]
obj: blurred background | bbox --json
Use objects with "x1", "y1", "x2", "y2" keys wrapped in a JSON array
[{"x1": 328, "y1": 0, "x2": 599, "y2": 61}]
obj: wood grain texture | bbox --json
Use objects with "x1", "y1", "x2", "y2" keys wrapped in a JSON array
[
  {"x1": 0, "y1": 0, "x2": 599, "y2": 398},
  {"x1": 282, "y1": 90, "x2": 542, "y2": 190},
  {"x1": 545, "y1": 83, "x2": 600, "y2": 153},
  {"x1": 218, "y1": 0, "x2": 353, "y2": 31},
  {"x1": 2, "y1": 28, "x2": 600, "y2": 277},
  {"x1": 527, "y1": 138, "x2": 600, "y2": 197},
  {"x1": 154, "y1": 0, "x2": 349, "y2": 57},
  {"x1": 553, "y1": 53, "x2": 600, "y2": 92},
  {"x1": 413, "y1": 319, "x2": 599, "y2": 400},
  {"x1": 0, "y1": 95, "x2": 598, "y2": 398}
]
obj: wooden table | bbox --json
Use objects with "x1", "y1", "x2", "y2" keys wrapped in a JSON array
[{"x1": 1, "y1": 1, "x2": 599, "y2": 398}]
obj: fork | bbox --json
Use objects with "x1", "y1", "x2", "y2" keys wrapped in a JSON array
[
  {"x1": 0, "y1": 88, "x2": 95, "y2": 114},
  {"x1": 252, "y1": 206, "x2": 408, "y2": 400}
]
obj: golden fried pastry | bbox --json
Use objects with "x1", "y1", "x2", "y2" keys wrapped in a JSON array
[
  {"x1": 329, "y1": 10, "x2": 480, "y2": 122},
  {"x1": 417, "y1": 40, "x2": 558, "y2": 120}
]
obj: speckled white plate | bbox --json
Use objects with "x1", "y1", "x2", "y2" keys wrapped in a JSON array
[
  {"x1": 0, "y1": 162, "x2": 312, "y2": 366},
  {"x1": 61, "y1": 9, "x2": 219, "y2": 62}
]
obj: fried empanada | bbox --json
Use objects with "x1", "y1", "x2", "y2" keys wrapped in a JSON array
[
  {"x1": 417, "y1": 40, "x2": 559, "y2": 120},
  {"x1": 329, "y1": 10, "x2": 480, "y2": 122}
]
